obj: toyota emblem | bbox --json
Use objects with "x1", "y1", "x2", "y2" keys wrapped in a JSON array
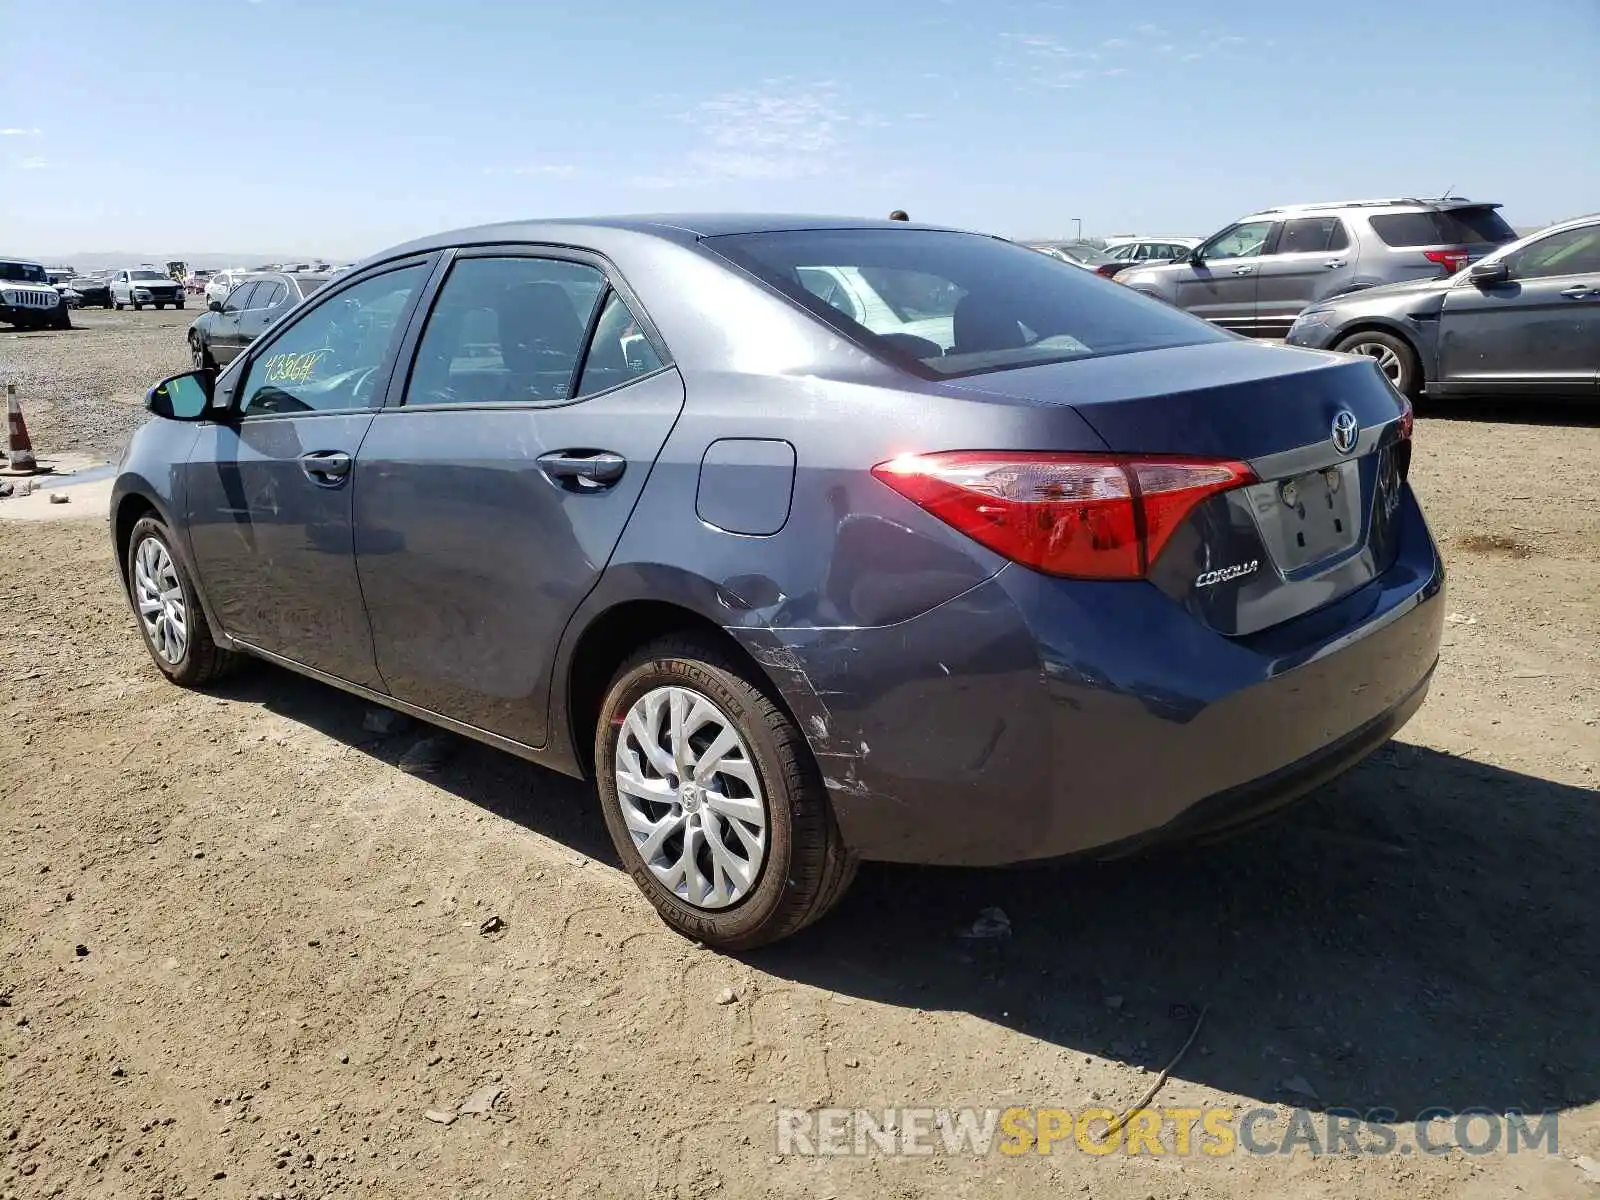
[{"x1": 1331, "y1": 410, "x2": 1359, "y2": 455}]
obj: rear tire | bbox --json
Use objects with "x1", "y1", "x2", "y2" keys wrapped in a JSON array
[
  {"x1": 1334, "y1": 330, "x2": 1421, "y2": 399},
  {"x1": 125, "y1": 515, "x2": 241, "y2": 688},
  {"x1": 595, "y1": 635, "x2": 856, "y2": 950}
]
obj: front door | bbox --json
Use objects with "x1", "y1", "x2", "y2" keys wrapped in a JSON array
[
  {"x1": 353, "y1": 250, "x2": 684, "y2": 747},
  {"x1": 182, "y1": 260, "x2": 434, "y2": 686},
  {"x1": 1254, "y1": 215, "x2": 1356, "y2": 334},
  {"x1": 209, "y1": 281, "x2": 259, "y2": 362},
  {"x1": 1175, "y1": 220, "x2": 1274, "y2": 330},
  {"x1": 1437, "y1": 222, "x2": 1600, "y2": 394}
]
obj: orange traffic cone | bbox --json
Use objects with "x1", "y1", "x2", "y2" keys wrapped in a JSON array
[{"x1": 4, "y1": 383, "x2": 40, "y2": 475}]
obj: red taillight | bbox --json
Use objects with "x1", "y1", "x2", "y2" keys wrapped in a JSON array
[
  {"x1": 871, "y1": 451, "x2": 1256, "y2": 580},
  {"x1": 1424, "y1": 249, "x2": 1468, "y2": 273},
  {"x1": 1095, "y1": 263, "x2": 1122, "y2": 278},
  {"x1": 1398, "y1": 394, "x2": 1414, "y2": 441}
]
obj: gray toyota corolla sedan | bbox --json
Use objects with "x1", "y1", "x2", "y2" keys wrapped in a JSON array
[{"x1": 112, "y1": 215, "x2": 1444, "y2": 949}]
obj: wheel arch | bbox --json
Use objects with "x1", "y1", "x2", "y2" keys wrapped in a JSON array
[
  {"x1": 1329, "y1": 318, "x2": 1423, "y2": 359},
  {"x1": 561, "y1": 596, "x2": 819, "y2": 784}
]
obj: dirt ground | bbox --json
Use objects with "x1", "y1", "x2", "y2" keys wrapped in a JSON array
[{"x1": 1, "y1": 313, "x2": 1598, "y2": 1199}]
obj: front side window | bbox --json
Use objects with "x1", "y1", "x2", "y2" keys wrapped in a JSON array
[
  {"x1": 706, "y1": 228, "x2": 1226, "y2": 379},
  {"x1": 237, "y1": 264, "x2": 426, "y2": 416},
  {"x1": 1505, "y1": 225, "x2": 1600, "y2": 279},
  {"x1": 405, "y1": 257, "x2": 606, "y2": 406},
  {"x1": 1200, "y1": 221, "x2": 1273, "y2": 261},
  {"x1": 225, "y1": 282, "x2": 263, "y2": 311}
]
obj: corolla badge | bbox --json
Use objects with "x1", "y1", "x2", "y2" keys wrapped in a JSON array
[
  {"x1": 1331, "y1": 409, "x2": 1359, "y2": 455},
  {"x1": 1195, "y1": 560, "x2": 1259, "y2": 588}
]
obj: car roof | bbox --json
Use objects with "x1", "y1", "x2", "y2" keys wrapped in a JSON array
[
  {"x1": 375, "y1": 213, "x2": 977, "y2": 261},
  {"x1": 1242, "y1": 197, "x2": 1504, "y2": 220}
]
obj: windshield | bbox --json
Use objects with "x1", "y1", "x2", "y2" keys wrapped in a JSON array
[
  {"x1": 131, "y1": 269, "x2": 169, "y2": 280},
  {"x1": 706, "y1": 228, "x2": 1228, "y2": 379},
  {"x1": 0, "y1": 261, "x2": 50, "y2": 284}
]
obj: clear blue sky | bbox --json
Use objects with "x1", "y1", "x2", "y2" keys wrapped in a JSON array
[{"x1": 5, "y1": 0, "x2": 1596, "y2": 258}]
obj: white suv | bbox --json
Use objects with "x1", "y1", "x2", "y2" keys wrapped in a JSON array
[{"x1": 111, "y1": 268, "x2": 185, "y2": 311}]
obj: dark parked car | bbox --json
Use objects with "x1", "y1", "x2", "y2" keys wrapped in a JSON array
[
  {"x1": 187, "y1": 271, "x2": 331, "y2": 368},
  {"x1": 1286, "y1": 213, "x2": 1600, "y2": 398},
  {"x1": 112, "y1": 215, "x2": 1442, "y2": 949},
  {"x1": 66, "y1": 274, "x2": 114, "y2": 308}
]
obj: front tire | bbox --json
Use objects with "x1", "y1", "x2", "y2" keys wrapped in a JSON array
[
  {"x1": 125, "y1": 516, "x2": 240, "y2": 688},
  {"x1": 50, "y1": 308, "x2": 71, "y2": 330},
  {"x1": 1334, "y1": 330, "x2": 1422, "y2": 398},
  {"x1": 595, "y1": 635, "x2": 856, "y2": 950}
]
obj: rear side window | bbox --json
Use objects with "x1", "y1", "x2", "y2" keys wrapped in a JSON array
[
  {"x1": 1275, "y1": 217, "x2": 1350, "y2": 254},
  {"x1": 1370, "y1": 208, "x2": 1517, "y2": 247},
  {"x1": 706, "y1": 228, "x2": 1227, "y2": 379},
  {"x1": 405, "y1": 256, "x2": 607, "y2": 406},
  {"x1": 577, "y1": 291, "x2": 664, "y2": 396},
  {"x1": 256, "y1": 282, "x2": 289, "y2": 308}
]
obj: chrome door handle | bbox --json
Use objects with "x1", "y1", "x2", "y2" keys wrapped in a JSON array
[
  {"x1": 1232, "y1": 267, "x2": 1255, "y2": 276},
  {"x1": 300, "y1": 450, "x2": 352, "y2": 484},
  {"x1": 1558, "y1": 284, "x2": 1593, "y2": 299},
  {"x1": 1324, "y1": 259, "x2": 1347, "y2": 268},
  {"x1": 537, "y1": 450, "x2": 626, "y2": 489}
]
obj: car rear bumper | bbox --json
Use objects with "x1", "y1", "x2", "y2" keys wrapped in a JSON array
[{"x1": 743, "y1": 488, "x2": 1444, "y2": 866}]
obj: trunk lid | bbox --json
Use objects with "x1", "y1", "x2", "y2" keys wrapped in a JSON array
[{"x1": 945, "y1": 341, "x2": 1412, "y2": 637}]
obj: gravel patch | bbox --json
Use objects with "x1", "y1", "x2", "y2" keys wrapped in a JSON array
[{"x1": 0, "y1": 305, "x2": 196, "y2": 461}]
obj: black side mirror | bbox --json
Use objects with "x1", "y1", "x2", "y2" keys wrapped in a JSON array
[
  {"x1": 1188, "y1": 247, "x2": 1206, "y2": 267},
  {"x1": 145, "y1": 368, "x2": 215, "y2": 421},
  {"x1": 1468, "y1": 260, "x2": 1510, "y2": 287},
  {"x1": 208, "y1": 298, "x2": 223, "y2": 312}
]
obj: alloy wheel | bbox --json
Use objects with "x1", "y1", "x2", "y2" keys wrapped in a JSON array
[
  {"x1": 614, "y1": 685, "x2": 768, "y2": 910},
  {"x1": 133, "y1": 535, "x2": 188, "y2": 664},
  {"x1": 1347, "y1": 340, "x2": 1404, "y2": 386}
]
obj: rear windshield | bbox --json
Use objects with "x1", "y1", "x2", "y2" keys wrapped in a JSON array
[
  {"x1": 704, "y1": 229, "x2": 1227, "y2": 378},
  {"x1": 0, "y1": 261, "x2": 49, "y2": 283},
  {"x1": 290, "y1": 274, "x2": 330, "y2": 297},
  {"x1": 1369, "y1": 208, "x2": 1516, "y2": 248}
]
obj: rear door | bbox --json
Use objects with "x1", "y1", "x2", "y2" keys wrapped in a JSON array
[
  {"x1": 352, "y1": 247, "x2": 684, "y2": 747},
  {"x1": 1174, "y1": 220, "x2": 1273, "y2": 330},
  {"x1": 1254, "y1": 215, "x2": 1356, "y2": 333},
  {"x1": 1436, "y1": 221, "x2": 1600, "y2": 395}
]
